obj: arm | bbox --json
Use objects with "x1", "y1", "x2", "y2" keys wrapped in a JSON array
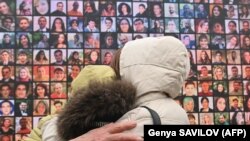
[
  {"x1": 25, "y1": 115, "x2": 58, "y2": 141},
  {"x1": 70, "y1": 121, "x2": 143, "y2": 141}
]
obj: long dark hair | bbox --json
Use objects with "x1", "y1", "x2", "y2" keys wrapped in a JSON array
[
  {"x1": 211, "y1": 5, "x2": 224, "y2": 19},
  {"x1": 241, "y1": 5, "x2": 249, "y2": 18},
  {"x1": 35, "y1": 50, "x2": 48, "y2": 61},
  {"x1": 118, "y1": 2, "x2": 131, "y2": 16},
  {"x1": 117, "y1": 18, "x2": 133, "y2": 32},
  {"x1": 18, "y1": 34, "x2": 31, "y2": 48},
  {"x1": 110, "y1": 48, "x2": 123, "y2": 80},
  {"x1": 51, "y1": 18, "x2": 65, "y2": 32},
  {"x1": 34, "y1": 83, "x2": 48, "y2": 98}
]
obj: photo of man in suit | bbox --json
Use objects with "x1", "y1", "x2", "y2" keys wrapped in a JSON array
[
  {"x1": 15, "y1": 101, "x2": 32, "y2": 116},
  {"x1": 35, "y1": 16, "x2": 50, "y2": 32}
]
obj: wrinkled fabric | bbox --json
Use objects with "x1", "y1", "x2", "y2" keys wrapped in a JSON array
[
  {"x1": 117, "y1": 36, "x2": 190, "y2": 136},
  {"x1": 71, "y1": 65, "x2": 116, "y2": 96}
]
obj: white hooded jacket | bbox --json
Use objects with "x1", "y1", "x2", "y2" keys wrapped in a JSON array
[{"x1": 117, "y1": 36, "x2": 191, "y2": 136}]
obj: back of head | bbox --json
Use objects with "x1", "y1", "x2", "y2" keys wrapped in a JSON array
[{"x1": 119, "y1": 36, "x2": 190, "y2": 103}]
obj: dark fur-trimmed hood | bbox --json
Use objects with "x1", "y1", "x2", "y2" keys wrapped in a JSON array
[{"x1": 57, "y1": 80, "x2": 136, "y2": 140}]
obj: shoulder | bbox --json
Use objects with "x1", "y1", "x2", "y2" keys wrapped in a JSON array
[
  {"x1": 41, "y1": 115, "x2": 64, "y2": 141},
  {"x1": 116, "y1": 107, "x2": 151, "y2": 136},
  {"x1": 25, "y1": 115, "x2": 58, "y2": 141}
]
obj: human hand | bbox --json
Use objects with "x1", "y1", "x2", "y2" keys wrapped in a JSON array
[{"x1": 69, "y1": 121, "x2": 143, "y2": 141}]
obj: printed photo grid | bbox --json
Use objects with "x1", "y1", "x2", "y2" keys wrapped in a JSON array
[{"x1": 0, "y1": 0, "x2": 250, "y2": 140}]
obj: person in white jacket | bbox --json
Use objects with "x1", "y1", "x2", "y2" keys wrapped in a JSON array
[{"x1": 111, "y1": 36, "x2": 190, "y2": 136}]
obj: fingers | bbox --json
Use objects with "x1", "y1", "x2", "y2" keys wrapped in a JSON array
[
  {"x1": 107, "y1": 121, "x2": 137, "y2": 134},
  {"x1": 108, "y1": 133, "x2": 143, "y2": 141}
]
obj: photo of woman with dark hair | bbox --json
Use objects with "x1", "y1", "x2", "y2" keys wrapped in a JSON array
[
  {"x1": 34, "y1": 83, "x2": 49, "y2": 99},
  {"x1": 84, "y1": 1, "x2": 99, "y2": 17},
  {"x1": 150, "y1": 2, "x2": 163, "y2": 18},
  {"x1": 18, "y1": 34, "x2": 31, "y2": 48},
  {"x1": 239, "y1": 5, "x2": 250, "y2": 19},
  {"x1": 197, "y1": 34, "x2": 210, "y2": 49},
  {"x1": 67, "y1": 65, "x2": 81, "y2": 82},
  {"x1": 33, "y1": 50, "x2": 49, "y2": 65},
  {"x1": 242, "y1": 36, "x2": 250, "y2": 49},
  {"x1": 51, "y1": 17, "x2": 66, "y2": 33},
  {"x1": 68, "y1": 51, "x2": 83, "y2": 65},
  {"x1": 85, "y1": 49, "x2": 100, "y2": 65},
  {"x1": 101, "y1": 33, "x2": 117, "y2": 49},
  {"x1": 54, "y1": 33, "x2": 67, "y2": 48},
  {"x1": 0, "y1": 1, "x2": 13, "y2": 15},
  {"x1": 197, "y1": 50, "x2": 211, "y2": 64},
  {"x1": 213, "y1": 82, "x2": 227, "y2": 96},
  {"x1": 117, "y1": 2, "x2": 132, "y2": 17},
  {"x1": 117, "y1": 18, "x2": 133, "y2": 33},
  {"x1": 150, "y1": 19, "x2": 164, "y2": 33},
  {"x1": 210, "y1": 5, "x2": 224, "y2": 19},
  {"x1": 199, "y1": 96, "x2": 213, "y2": 112},
  {"x1": 102, "y1": 51, "x2": 113, "y2": 65},
  {"x1": 214, "y1": 96, "x2": 228, "y2": 112}
]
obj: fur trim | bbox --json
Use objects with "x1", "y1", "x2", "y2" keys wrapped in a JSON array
[{"x1": 57, "y1": 80, "x2": 136, "y2": 140}]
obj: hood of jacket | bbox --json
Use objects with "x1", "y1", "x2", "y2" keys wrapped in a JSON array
[
  {"x1": 70, "y1": 65, "x2": 116, "y2": 97},
  {"x1": 57, "y1": 79, "x2": 136, "y2": 140},
  {"x1": 120, "y1": 36, "x2": 190, "y2": 105}
]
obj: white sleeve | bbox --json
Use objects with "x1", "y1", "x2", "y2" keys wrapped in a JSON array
[{"x1": 41, "y1": 117, "x2": 65, "y2": 141}]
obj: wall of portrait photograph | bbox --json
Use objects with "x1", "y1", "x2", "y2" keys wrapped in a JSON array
[{"x1": 0, "y1": 0, "x2": 250, "y2": 140}]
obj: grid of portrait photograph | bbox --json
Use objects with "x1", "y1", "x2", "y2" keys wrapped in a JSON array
[{"x1": 0, "y1": 0, "x2": 250, "y2": 140}]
